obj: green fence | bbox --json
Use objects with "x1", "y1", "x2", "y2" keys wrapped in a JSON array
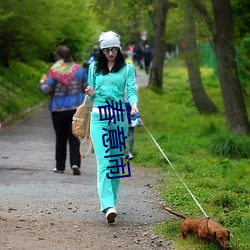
[
  {"x1": 198, "y1": 41, "x2": 217, "y2": 74},
  {"x1": 198, "y1": 39, "x2": 250, "y2": 95}
]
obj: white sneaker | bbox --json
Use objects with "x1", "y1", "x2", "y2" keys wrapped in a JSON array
[
  {"x1": 106, "y1": 207, "x2": 117, "y2": 223},
  {"x1": 53, "y1": 168, "x2": 64, "y2": 173},
  {"x1": 128, "y1": 152, "x2": 133, "y2": 160},
  {"x1": 72, "y1": 165, "x2": 81, "y2": 175}
]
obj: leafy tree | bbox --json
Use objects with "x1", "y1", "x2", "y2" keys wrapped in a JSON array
[
  {"x1": 190, "y1": 0, "x2": 250, "y2": 134},
  {"x1": 148, "y1": 0, "x2": 177, "y2": 89},
  {"x1": 183, "y1": 1, "x2": 218, "y2": 114},
  {"x1": 0, "y1": 0, "x2": 57, "y2": 66},
  {"x1": 232, "y1": 0, "x2": 250, "y2": 95},
  {"x1": 0, "y1": 0, "x2": 99, "y2": 67},
  {"x1": 232, "y1": 0, "x2": 250, "y2": 40},
  {"x1": 54, "y1": 1, "x2": 99, "y2": 62},
  {"x1": 164, "y1": 1, "x2": 184, "y2": 44},
  {"x1": 91, "y1": 0, "x2": 155, "y2": 47}
]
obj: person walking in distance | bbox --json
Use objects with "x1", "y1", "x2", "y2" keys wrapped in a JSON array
[
  {"x1": 143, "y1": 44, "x2": 152, "y2": 74},
  {"x1": 39, "y1": 45, "x2": 88, "y2": 175},
  {"x1": 85, "y1": 31, "x2": 138, "y2": 223}
]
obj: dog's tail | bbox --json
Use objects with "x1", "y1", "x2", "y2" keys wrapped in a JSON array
[{"x1": 162, "y1": 206, "x2": 187, "y2": 220}]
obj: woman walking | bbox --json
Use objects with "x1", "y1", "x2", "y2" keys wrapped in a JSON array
[
  {"x1": 85, "y1": 31, "x2": 138, "y2": 223},
  {"x1": 39, "y1": 45, "x2": 88, "y2": 175}
]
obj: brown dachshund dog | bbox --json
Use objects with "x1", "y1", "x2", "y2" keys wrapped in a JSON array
[{"x1": 162, "y1": 207, "x2": 231, "y2": 249}]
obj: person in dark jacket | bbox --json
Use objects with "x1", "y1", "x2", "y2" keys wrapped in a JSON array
[{"x1": 143, "y1": 44, "x2": 152, "y2": 74}]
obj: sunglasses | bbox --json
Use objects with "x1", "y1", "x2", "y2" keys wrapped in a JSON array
[{"x1": 102, "y1": 47, "x2": 119, "y2": 55}]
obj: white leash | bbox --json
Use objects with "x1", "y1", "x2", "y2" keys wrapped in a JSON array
[{"x1": 139, "y1": 118, "x2": 209, "y2": 218}]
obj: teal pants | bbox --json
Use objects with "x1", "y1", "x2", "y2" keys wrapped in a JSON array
[{"x1": 90, "y1": 110, "x2": 128, "y2": 212}]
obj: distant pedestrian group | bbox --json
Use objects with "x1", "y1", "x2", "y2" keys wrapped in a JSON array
[{"x1": 126, "y1": 43, "x2": 152, "y2": 75}]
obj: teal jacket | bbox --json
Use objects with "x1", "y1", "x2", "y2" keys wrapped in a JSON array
[{"x1": 87, "y1": 62, "x2": 138, "y2": 109}]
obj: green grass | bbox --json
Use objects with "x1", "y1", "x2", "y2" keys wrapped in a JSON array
[
  {"x1": 133, "y1": 59, "x2": 250, "y2": 250},
  {"x1": 0, "y1": 60, "x2": 50, "y2": 123}
]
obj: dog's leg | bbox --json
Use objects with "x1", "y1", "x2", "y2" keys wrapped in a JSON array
[{"x1": 181, "y1": 231, "x2": 188, "y2": 239}]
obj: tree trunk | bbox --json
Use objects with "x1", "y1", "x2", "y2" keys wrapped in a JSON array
[
  {"x1": 184, "y1": 4, "x2": 218, "y2": 114},
  {"x1": 147, "y1": 0, "x2": 169, "y2": 89},
  {"x1": 191, "y1": 0, "x2": 250, "y2": 134},
  {"x1": 212, "y1": 0, "x2": 250, "y2": 134}
]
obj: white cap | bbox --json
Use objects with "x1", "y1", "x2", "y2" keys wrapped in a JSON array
[{"x1": 99, "y1": 31, "x2": 121, "y2": 49}]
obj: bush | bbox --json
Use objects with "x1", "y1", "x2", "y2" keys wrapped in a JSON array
[
  {"x1": 210, "y1": 191, "x2": 237, "y2": 209},
  {"x1": 0, "y1": 60, "x2": 49, "y2": 123},
  {"x1": 210, "y1": 134, "x2": 250, "y2": 159}
]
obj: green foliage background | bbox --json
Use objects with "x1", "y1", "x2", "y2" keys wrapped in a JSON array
[
  {"x1": 0, "y1": 0, "x2": 100, "y2": 65},
  {"x1": 0, "y1": 60, "x2": 48, "y2": 121}
]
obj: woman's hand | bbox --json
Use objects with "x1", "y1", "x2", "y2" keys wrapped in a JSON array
[
  {"x1": 131, "y1": 103, "x2": 138, "y2": 116},
  {"x1": 85, "y1": 86, "x2": 96, "y2": 97}
]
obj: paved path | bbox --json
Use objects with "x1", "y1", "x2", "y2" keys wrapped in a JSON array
[
  {"x1": 0, "y1": 71, "x2": 173, "y2": 249},
  {"x1": 135, "y1": 68, "x2": 149, "y2": 88},
  {"x1": 0, "y1": 106, "x2": 164, "y2": 223}
]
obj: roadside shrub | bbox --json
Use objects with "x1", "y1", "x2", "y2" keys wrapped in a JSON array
[
  {"x1": 0, "y1": 60, "x2": 48, "y2": 123},
  {"x1": 210, "y1": 135, "x2": 250, "y2": 159}
]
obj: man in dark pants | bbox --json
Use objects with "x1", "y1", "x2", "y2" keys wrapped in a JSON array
[{"x1": 143, "y1": 44, "x2": 152, "y2": 75}]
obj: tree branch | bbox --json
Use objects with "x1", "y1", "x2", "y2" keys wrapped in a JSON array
[{"x1": 190, "y1": 0, "x2": 216, "y2": 37}]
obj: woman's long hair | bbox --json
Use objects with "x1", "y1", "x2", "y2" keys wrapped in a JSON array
[{"x1": 95, "y1": 48, "x2": 126, "y2": 75}]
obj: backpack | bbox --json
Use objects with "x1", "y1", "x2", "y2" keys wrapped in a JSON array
[{"x1": 72, "y1": 95, "x2": 93, "y2": 158}]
